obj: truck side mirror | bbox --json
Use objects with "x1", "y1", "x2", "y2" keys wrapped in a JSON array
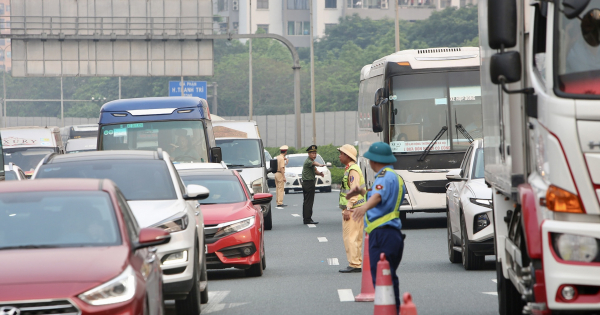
[
  {"x1": 488, "y1": 0, "x2": 517, "y2": 49},
  {"x1": 210, "y1": 147, "x2": 222, "y2": 163},
  {"x1": 372, "y1": 88, "x2": 387, "y2": 133},
  {"x1": 562, "y1": 0, "x2": 591, "y2": 18},
  {"x1": 581, "y1": 9, "x2": 600, "y2": 47},
  {"x1": 490, "y1": 51, "x2": 522, "y2": 84}
]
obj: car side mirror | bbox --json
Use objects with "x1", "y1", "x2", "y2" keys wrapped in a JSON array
[
  {"x1": 184, "y1": 184, "x2": 210, "y2": 200},
  {"x1": 326, "y1": 162, "x2": 332, "y2": 167},
  {"x1": 269, "y1": 159, "x2": 278, "y2": 173},
  {"x1": 490, "y1": 51, "x2": 522, "y2": 84},
  {"x1": 210, "y1": 147, "x2": 222, "y2": 163},
  {"x1": 135, "y1": 227, "x2": 171, "y2": 250},
  {"x1": 562, "y1": 0, "x2": 591, "y2": 18},
  {"x1": 252, "y1": 193, "x2": 273, "y2": 205},
  {"x1": 446, "y1": 174, "x2": 467, "y2": 182},
  {"x1": 488, "y1": 0, "x2": 517, "y2": 49},
  {"x1": 581, "y1": 9, "x2": 600, "y2": 47}
]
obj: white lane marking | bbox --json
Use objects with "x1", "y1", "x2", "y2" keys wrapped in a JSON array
[
  {"x1": 327, "y1": 258, "x2": 339, "y2": 265},
  {"x1": 307, "y1": 224, "x2": 316, "y2": 228},
  {"x1": 293, "y1": 204, "x2": 298, "y2": 206},
  {"x1": 318, "y1": 237, "x2": 328, "y2": 242},
  {"x1": 492, "y1": 279, "x2": 497, "y2": 283},
  {"x1": 276, "y1": 206, "x2": 283, "y2": 209},
  {"x1": 201, "y1": 291, "x2": 229, "y2": 313},
  {"x1": 291, "y1": 214, "x2": 301, "y2": 217},
  {"x1": 332, "y1": 189, "x2": 340, "y2": 192},
  {"x1": 338, "y1": 289, "x2": 355, "y2": 302},
  {"x1": 482, "y1": 292, "x2": 498, "y2": 296}
]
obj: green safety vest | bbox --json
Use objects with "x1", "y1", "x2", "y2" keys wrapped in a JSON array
[
  {"x1": 365, "y1": 167, "x2": 405, "y2": 234},
  {"x1": 339, "y1": 164, "x2": 366, "y2": 209}
]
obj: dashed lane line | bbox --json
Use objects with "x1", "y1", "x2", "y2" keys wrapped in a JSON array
[
  {"x1": 318, "y1": 237, "x2": 328, "y2": 242},
  {"x1": 291, "y1": 214, "x2": 301, "y2": 217},
  {"x1": 338, "y1": 289, "x2": 355, "y2": 302},
  {"x1": 307, "y1": 224, "x2": 316, "y2": 228},
  {"x1": 482, "y1": 292, "x2": 498, "y2": 296},
  {"x1": 327, "y1": 258, "x2": 339, "y2": 265},
  {"x1": 492, "y1": 279, "x2": 497, "y2": 283}
]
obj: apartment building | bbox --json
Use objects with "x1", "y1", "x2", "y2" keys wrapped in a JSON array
[{"x1": 0, "y1": 0, "x2": 9, "y2": 71}]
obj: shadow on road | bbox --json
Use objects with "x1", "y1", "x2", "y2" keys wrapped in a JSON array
[
  {"x1": 207, "y1": 269, "x2": 248, "y2": 281},
  {"x1": 403, "y1": 215, "x2": 447, "y2": 230}
]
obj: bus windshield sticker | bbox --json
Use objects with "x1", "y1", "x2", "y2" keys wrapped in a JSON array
[
  {"x1": 391, "y1": 140, "x2": 450, "y2": 153},
  {"x1": 126, "y1": 123, "x2": 144, "y2": 129},
  {"x1": 449, "y1": 86, "x2": 481, "y2": 103},
  {"x1": 435, "y1": 98, "x2": 447, "y2": 105},
  {"x1": 113, "y1": 128, "x2": 127, "y2": 137}
]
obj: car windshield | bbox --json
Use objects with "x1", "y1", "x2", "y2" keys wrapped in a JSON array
[
  {"x1": 66, "y1": 138, "x2": 97, "y2": 153},
  {"x1": 390, "y1": 70, "x2": 482, "y2": 153},
  {"x1": 3, "y1": 148, "x2": 55, "y2": 173},
  {"x1": 36, "y1": 160, "x2": 177, "y2": 201},
  {"x1": 0, "y1": 191, "x2": 121, "y2": 249},
  {"x1": 287, "y1": 155, "x2": 324, "y2": 167},
  {"x1": 180, "y1": 175, "x2": 247, "y2": 204},
  {"x1": 99, "y1": 120, "x2": 209, "y2": 163},
  {"x1": 472, "y1": 148, "x2": 484, "y2": 179},
  {"x1": 216, "y1": 139, "x2": 263, "y2": 168}
]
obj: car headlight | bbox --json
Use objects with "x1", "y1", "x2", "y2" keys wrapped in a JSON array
[
  {"x1": 552, "y1": 233, "x2": 599, "y2": 263},
  {"x1": 469, "y1": 198, "x2": 492, "y2": 209},
  {"x1": 162, "y1": 250, "x2": 188, "y2": 266},
  {"x1": 78, "y1": 265, "x2": 136, "y2": 306},
  {"x1": 473, "y1": 213, "x2": 490, "y2": 234},
  {"x1": 153, "y1": 213, "x2": 189, "y2": 233},
  {"x1": 251, "y1": 178, "x2": 263, "y2": 194},
  {"x1": 213, "y1": 216, "x2": 255, "y2": 239}
]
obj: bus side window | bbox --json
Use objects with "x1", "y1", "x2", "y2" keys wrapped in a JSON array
[{"x1": 533, "y1": 2, "x2": 548, "y2": 82}]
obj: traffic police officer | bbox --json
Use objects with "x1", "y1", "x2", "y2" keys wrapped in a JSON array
[
  {"x1": 337, "y1": 144, "x2": 366, "y2": 273},
  {"x1": 275, "y1": 145, "x2": 289, "y2": 207},
  {"x1": 301, "y1": 145, "x2": 324, "y2": 225},
  {"x1": 347, "y1": 142, "x2": 405, "y2": 312}
]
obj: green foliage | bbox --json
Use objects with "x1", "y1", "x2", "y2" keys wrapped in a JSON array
[{"x1": 330, "y1": 167, "x2": 345, "y2": 185}]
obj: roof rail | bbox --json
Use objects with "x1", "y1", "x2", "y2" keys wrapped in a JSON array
[
  {"x1": 221, "y1": 161, "x2": 228, "y2": 169},
  {"x1": 41, "y1": 152, "x2": 57, "y2": 165},
  {"x1": 157, "y1": 148, "x2": 164, "y2": 160}
]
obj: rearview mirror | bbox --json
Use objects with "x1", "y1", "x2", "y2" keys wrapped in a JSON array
[
  {"x1": 135, "y1": 227, "x2": 171, "y2": 250},
  {"x1": 252, "y1": 193, "x2": 273, "y2": 205},
  {"x1": 372, "y1": 99, "x2": 388, "y2": 133},
  {"x1": 562, "y1": 0, "x2": 591, "y2": 19},
  {"x1": 210, "y1": 147, "x2": 222, "y2": 163},
  {"x1": 581, "y1": 9, "x2": 600, "y2": 47},
  {"x1": 490, "y1": 51, "x2": 522, "y2": 84},
  {"x1": 488, "y1": 0, "x2": 517, "y2": 49},
  {"x1": 374, "y1": 88, "x2": 385, "y2": 106},
  {"x1": 185, "y1": 184, "x2": 210, "y2": 200}
]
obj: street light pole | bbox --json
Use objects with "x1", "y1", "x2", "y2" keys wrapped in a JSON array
[
  {"x1": 309, "y1": 0, "x2": 316, "y2": 146},
  {"x1": 395, "y1": 0, "x2": 400, "y2": 51},
  {"x1": 249, "y1": 0, "x2": 253, "y2": 120},
  {"x1": 0, "y1": 44, "x2": 10, "y2": 128}
]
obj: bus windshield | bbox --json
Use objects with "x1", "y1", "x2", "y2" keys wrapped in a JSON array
[
  {"x1": 389, "y1": 70, "x2": 481, "y2": 153},
  {"x1": 100, "y1": 120, "x2": 209, "y2": 163}
]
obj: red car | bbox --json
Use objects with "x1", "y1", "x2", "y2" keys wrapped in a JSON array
[
  {"x1": 0, "y1": 179, "x2": 171, "y2": 315},
  {"x1": 177, "y1": 168, "x2": 272, "y2": 277}
]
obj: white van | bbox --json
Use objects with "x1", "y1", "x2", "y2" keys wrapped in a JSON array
[
  {"x1": 1, "y1": 126, "x2": 64, "y2": 177},
  {"x1": 212, "y1": 120, "x2": 275, "y2": 230}
]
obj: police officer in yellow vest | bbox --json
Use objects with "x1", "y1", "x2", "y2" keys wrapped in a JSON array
[
  {"x1": 275, "y1": 145, "x2": 289, "y2": 207},
  {"x1": 337, "y1": 144, "x2": 366, "y2": 273},
  {"x1": 347, "y1": 142, "x2": 405, "y2": 312}
]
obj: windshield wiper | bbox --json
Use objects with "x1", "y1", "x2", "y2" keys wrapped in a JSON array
[
  {"x1": 455, "y1": 124, "x2": 474, "y2": 144},
  {"x1": 226, "y1": 164, "x2": 248, "y2": 168},
  {"x1": 0, "y1": 244, "x2": 60, "y2": 250},
  {"x1": 418, "y1": 126, "x2": 448, "y2": 162}
]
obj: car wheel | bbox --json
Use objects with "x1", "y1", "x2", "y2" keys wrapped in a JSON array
[
  {"x1": 262, "y1": 253, "x2": 266, "y2": 270},
  {"x1": 461, "y1": 215, "x2": 484, "y2": 270},
  {"x1": 175, "y1": 248, "x2": 202, "y2": 315},
  {"x1": 399, "y1": 211, "x2": 407, "y2": 226},
  {"x1": 264, "y1": 205, "x2": 273, "y2": 231},
  {"x1": 245, "y1": 254, "x2": 264, "y2": 277},
  {"x1": 325, "y1": 186, "x2": 331, "y2": 193},
  {"x1": 200, "y1": 250, "x2": 209, "y2": 304},
  {"x1": 284, "y1": 188, "x2": 289, "y2": 194},
  {"x1": 447, "y1": 213, "x2": 461, "y2": 263},
  {"x1": 497, "y1": 261, "x2": 524, "y2": 315}
]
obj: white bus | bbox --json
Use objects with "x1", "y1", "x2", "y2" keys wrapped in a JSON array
[{"x1": 357, "y1": 47, "x2": 482, "y2": 221}]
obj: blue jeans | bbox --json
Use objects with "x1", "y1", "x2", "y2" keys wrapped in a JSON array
[{"x1": 369, "y1": 226, "x2": 404, "y2": 311}]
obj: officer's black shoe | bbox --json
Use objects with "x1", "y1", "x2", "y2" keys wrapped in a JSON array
[
  {"x1": 339, "y1": 266, "x2": 361, "y2": 273},
  {"x1": 278, "y1": 204, "x2": 288, "y2": 207},
  {"x1": 304, "y1": 220, "x2": 319, "y2": 224}
]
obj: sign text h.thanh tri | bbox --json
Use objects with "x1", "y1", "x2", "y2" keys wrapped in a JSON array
[{"x1": 169, "y1": 81, "x2": 207, "y2": 99}]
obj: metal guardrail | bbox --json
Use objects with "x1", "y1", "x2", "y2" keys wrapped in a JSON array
[{"x1": 0, "y1": 16, "x2": 233, "y2": 39}]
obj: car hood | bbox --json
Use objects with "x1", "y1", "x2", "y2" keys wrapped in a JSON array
[
  {"x1": 231, "y1": 167, "x2": 263, "y2": 186},
  {"x1": 0, "y1": 246, "x2": 128, "y2": 300},
  {"x1": 128, "y1": 199, "x2": 187, "y2": 228},
  {"x1": 467, "y1": 179, "x2": 492, "y2": 199},
  {"x1": 200, "y1": 202, "x2": 255, "y2": 225}
]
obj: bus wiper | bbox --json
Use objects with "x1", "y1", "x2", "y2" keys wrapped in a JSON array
[
  {"x1": 455, "y1": 124, "x2": 474, "y2": 144},
  {"x1": 418, "y1": 126, "x2": 448, "y2": 162}
]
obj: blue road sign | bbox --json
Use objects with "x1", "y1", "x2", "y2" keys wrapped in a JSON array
[{"x1": 169, "y1": 81, "x2": 208, "y2": 99}]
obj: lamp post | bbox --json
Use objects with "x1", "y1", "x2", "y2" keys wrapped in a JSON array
[
  {"x1": 309, "y1": 0, "x2": 316, "y2": 145},
  {"x1": 0, "y1": 44, "x2": 10, "y2": 128},
  {"x1": 249, "y1": 0, "x2": 253, "y2": 120},
  {"x1": 395, "y1": 0, "x2": 400, "y2": 51}
]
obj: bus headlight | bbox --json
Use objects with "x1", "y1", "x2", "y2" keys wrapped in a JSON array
[{"x1": 552, "y1": 233, "x2": 599, "y2": 263}]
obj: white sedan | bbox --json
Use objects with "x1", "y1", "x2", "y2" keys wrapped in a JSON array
[
  {"x1": 284, "y1": 153, "x2": 332, "y2": 193},
  {"x1": 446, "y1": 139, "x2": 494, "y2": 270}
]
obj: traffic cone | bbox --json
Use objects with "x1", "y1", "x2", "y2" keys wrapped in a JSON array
[
  {"x1": 399, "y1": 292, "x2": 417, "y2": 315},
  {"x1": 373, "y1": 253, "x2": 396, "y2": 315},
  {"x1": 355, "y1": 233, "x2": 374, "y2": 302}
]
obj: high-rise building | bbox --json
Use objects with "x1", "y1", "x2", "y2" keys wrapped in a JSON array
[{"x1": 0, "y1": 0, "x2": 10, "y2": 71}]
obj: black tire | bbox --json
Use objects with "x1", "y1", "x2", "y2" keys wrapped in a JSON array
[
  {"x1": 447, "y1": 213, "x2": 461, "y2": 263},
  {"x1": 175, "y1": 248, "x2": 202, "y2": 315},
  {"x1": 284, "y1": 188, "x2": 289, "y2": 194},
  {"x1": 264, "y1": 205, "x2": 273, "y2": 231},
  {"x1": 200, "y1": 250, "x2": 209, "y2": 304},
  {"x1": 461, "y1": 215, "x2": 484, "y2": 270},
  {"x1": 399, "y1": 211, "x2": 407, "y2": 225},
  {"x1": 262, "y1": 253, "x2": 266, "y2": 270},
  {"x1": 497, "y1": 261, "x2": 525, "y2": 315},
  {"x1": 245, "y1": 255, "x2": 264, "y2": 277}
]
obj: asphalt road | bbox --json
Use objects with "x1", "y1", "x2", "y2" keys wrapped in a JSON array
[{"x1": 167, "y1": 190, "x2": 499, "y2": 315}]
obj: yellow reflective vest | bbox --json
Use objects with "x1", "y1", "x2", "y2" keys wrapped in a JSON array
[{"x1": 339, "y1": 164, "x2": 366, "y2": 209}]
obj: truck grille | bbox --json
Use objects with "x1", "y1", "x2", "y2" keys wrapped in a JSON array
[{"x1": 0, "y1": 299, "x2": 80, "y2": 315}]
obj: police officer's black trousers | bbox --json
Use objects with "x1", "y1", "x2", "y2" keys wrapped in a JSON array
[
  {"x1": 301, "y1": 179, "x2": 315, "y2": 223},
  {"x1": 369, "y1": 227, "x2": 404, "y2": 312}
]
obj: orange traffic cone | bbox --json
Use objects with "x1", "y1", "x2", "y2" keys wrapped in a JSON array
[
  {"x1": 373, "y1": 253, "x2": 396, "y2": 315},
  {"x1": 355, "y1": 233, "x2": 374, "y2": 302},
  {"x1": 399, "y1": 293, "x2": 417, "y2": 315}
]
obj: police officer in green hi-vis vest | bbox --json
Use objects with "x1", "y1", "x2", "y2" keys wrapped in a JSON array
[{"x1": 346, "y1": 142, "x2": 405, "y2": 312}]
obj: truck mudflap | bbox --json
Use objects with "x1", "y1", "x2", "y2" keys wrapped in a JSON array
[{"x1": 542, "y1": 220, "x2": 600, "y2": 311}]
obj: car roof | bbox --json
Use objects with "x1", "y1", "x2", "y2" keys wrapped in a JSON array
[
  {"x1": 177, "y1": 168, "x2": 237, "y2": 177},
  {"x1": 174, "y1": 162, "x2": 227, "y2": 171},
  {"x1": 0, "y1": 178, "x2": 115, "y2": 193},
  {"x1": 44, "y1": 150, "x2": 160, "y2": 164}
]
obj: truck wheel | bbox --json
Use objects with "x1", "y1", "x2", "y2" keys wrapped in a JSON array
[
  {"x1": 497, "y1": 261, "x2": 524, "y2": 315},
  {"x1": 447, "y1": 213, "x2": 461, "y2": 263},
  {"x1": 461, "y1": 215, "x2": 484, "y2": 270},
  {"x1": 264, "y1": 205, "x2": 273, "y2": 231}
]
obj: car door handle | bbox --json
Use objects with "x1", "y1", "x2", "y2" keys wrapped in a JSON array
[
  {"x1": 148, "y1": 247, "x2": 158, "y2": 253},
  {"x1": 195, "y1": 211, "x2": 200, "y2": 216},
  {"x1": 146, "y1": 254, "x2": 156, "y2": 264}
]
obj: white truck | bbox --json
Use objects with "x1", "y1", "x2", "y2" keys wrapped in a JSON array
[
  {"x1": 1, "y1": 126, "x2": 64, "y2": 177},
  {"x1": 479, "y1": 0, "x2": 600, "y2": 314}
]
